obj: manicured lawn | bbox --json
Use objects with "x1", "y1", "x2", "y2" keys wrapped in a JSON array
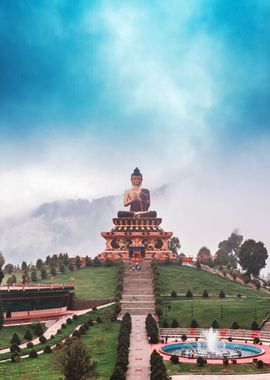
[
  {"x1": 159, "y1": 265, "x2": 270, "y2": 328},
  {"x1": 0, "y1": 324, "x2": 41, "y2": 350},
  {"x1": 161, "y1": 298, "x2": 270, "y2": 329},
  {"x1": 158, "y1": 264, "x2": 268, "y2": 298},
  {"x1": 4, "y1": 266, "x2": 118, "y2": 300},
  {"x1": 0, "y1": 307, "x2": 120, "y2": 380},
  {"x1": 41, "y1": 266, "x2": 117, "y2": 300},
  {"x1": 166, "y1": 361, "x2": 270, "y2": 374}
]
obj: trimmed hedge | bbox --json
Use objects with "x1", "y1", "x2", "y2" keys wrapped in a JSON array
[
  {"x1": 110, "y1": 312, "x2": 132, "y2": 380},
  {"x1": 146, "y1": 314, "x2": 159, "y2": 344}
]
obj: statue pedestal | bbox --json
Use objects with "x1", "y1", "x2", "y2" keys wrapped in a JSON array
[{"x1": 98, "y1": 217, "x2": 176, "y2": 262}]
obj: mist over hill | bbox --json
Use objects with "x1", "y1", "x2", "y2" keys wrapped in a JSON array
[
  {"x1": 0, "y1": 187, "x2": 168, "y2": 265},
  {"x1": 0, "y1": 196, "x2": 120, "y2": 264}
]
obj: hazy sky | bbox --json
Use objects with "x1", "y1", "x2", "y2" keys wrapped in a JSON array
[{"x1": 0, "y1": 1, "x2": 270, "y2": 267}]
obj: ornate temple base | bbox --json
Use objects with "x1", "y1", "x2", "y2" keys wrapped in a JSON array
[{"x1": 98, "y1": 216, "x2": 177, "y2": 262}]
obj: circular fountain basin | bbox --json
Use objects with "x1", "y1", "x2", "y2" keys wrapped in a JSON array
[{"x1": 160, "y1": 342, "x2": 264, "y2": 360}]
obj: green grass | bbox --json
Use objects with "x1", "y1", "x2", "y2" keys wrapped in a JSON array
[
  {"x1": 5, "y1": 266, "x2": 118, "y2": 300},
  {"x1": 159, "y1": 264, "x2": 270, "y2": 328},
  {"x1": 166, "y1": 361, "x2": 270, "y2": 374},
  {"x1": 0, "y1": 324, "x2": 40, "y2": 350},
  {"x1": 0, "y1": 307, "x2": 120, "y2": 380},
  {"x1": 159, "y1": 264, "x2": 268, "y2": 298},
  {"x1": 161, "y1": 298, "x2": 270, "y2": 329}
]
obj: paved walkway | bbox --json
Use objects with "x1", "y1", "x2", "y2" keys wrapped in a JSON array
[
  {"x1": 171, "y1": 375, "x2": 270, "y2": 380},
  {"x1": 126, "y1": 315, "x2": 151, "y2": 380},
  {"x1": 0, "y1": 302, "x2": 114, "y2": 354}
]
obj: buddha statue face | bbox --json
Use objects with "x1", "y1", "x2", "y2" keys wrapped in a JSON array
[{"x1": 131, "y1": 175, "x2": 142, "y2": 186}]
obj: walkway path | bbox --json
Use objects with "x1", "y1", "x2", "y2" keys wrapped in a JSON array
[
  {"x1": 123, "y1": 261, "x2": 154, "y2": 380},
  {"x1": 0, "y1": 302, "x2": 114, "y2": 355},
  {"x1": 126, "y1": 315, "x2": 151, "y2": 379}
]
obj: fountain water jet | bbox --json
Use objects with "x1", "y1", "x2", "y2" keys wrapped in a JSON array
[{"x1": 160, "y1": 328, "x2": 264, "y2": 360}]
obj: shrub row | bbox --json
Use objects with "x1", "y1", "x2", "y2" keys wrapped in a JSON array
[
  {"x1": 110, "y1": 312, "x2": 132, "y2": 380},
  {"x1": 162, "y1": 319, "x2": 260, "y2": 330},
  {"x1": 146, "y1": 314, "x2": 159, "y2": 344},
  {"x1": 152, "y1": 262, "x2": 163, "y2": 318}
]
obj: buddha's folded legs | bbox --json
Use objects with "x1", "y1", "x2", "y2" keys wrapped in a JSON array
[{"x1": 117, "y1": 211, "x2": 157, "y2": 218}]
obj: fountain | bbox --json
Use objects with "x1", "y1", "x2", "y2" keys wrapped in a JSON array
[{"x1": 160, "y1": 328, "x2": 264, "y2": 360}]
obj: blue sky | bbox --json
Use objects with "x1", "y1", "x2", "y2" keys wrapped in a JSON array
[{"x1": 0, "y1": 1, "x2": 270, "y2": 264}]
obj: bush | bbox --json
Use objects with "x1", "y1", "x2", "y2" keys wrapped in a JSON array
[
  {"x1": 146, "y1": 314, "x2": 159, "y2": 343},
  {"x1": 228, "y1": 337, "x2": 233, "y2": 342},
  {"x1": 57, "y1": 329, "x2": 62, "y2": 335},
  {"x1": 96, "y1": 316, "x2": 102, "y2": 323},
  {"x1": 186, "y1": 289, "x2": 193, "y2": 298},
  {"x1": 50, "y1": 335, "x2": 55, "y2": 340},
  {"x1": 11, "y1": 333, "x2": 21, "y2": 346},
  {"x1": 87, "y1": 318, "x2": 94, "y2": 326},
  {"x1": 253, "y1": 337, "x2": 260, "y2": 344},
  {"x1": 219, "y1": 290, "x2": 225, "y2": 298},
  {"x1": 202, "y1": 290, "x2": 208, "y2": 298},
  {"x1": 61, "y1": 323, "x2": 66, "y2": 329},
  {"x1": 197, "y1": 356, "x2": 205, "y2": 367},
  {"x1": 34, "y1": 323, "x2": 44, "y2": 337},
  {"x1": 92, "y1": 306, "x2": 97, "y2": 311},
  {"x1": 10, "y1": 343, "x2": 20, "y2": 353},
  {"x1": 10, "y1": 351, "x2": 20, "y2": 362},
  {"x1": 237, "y1": 293, "x2": 242, "y2": 298},
  {"x1": 24, "y1": 330, "x2": 33, "y2": 341},
  {"x1": 257, "y1": 360, "x2": 264, "y2": 368},
  {"x1": 170, "y1": 355, "x2": 179, "y2": 364},
  {"x1": 29, "y1": 349, "x2": 38, "y2": 358},
  {"x1": 190, "y1": 319, "x2": 199, "y2": 328},
  {"x1": 39, "y1": 335, "x2": 47, "y2": 344},
  {"x1": 72, "y1": 330, "x2": 81, "y2": 338},
  {"x1": 114, "y1": 302, "x2": 121, "y2": 315},
  {"x1": 44, "y1": 345, "x2": 52, "y2": 354},
  {"x1": 27, "y1": 342, "x2": 34, "y2": 348},
  {"x1": 181, "y1": 334, "x2": 187, "y2": 342},
  {"x1": 231, "y1": 321, "x2": 239, "y2": 329},
  {"x1": 211, "y1": 320, "x2": 219, "y2": 329},
  {"x1": 171, "y1": 290, "x2": 177, "y2": 298},
  {"x1": 66, "y1": 318, "x2": 72, "y2": 325},
  {"x1": 155, "y1": 305, "x2": 163, "y2": 318},
  {"x1": 171, "y1": 319, "x2": 179, "y2": 328},
  {"x1": 79, "y1": 325, "x2": 86, "y2": 335},
  {"x1": 223, "y1": 357, "x2": 229, "y2": 365},
  {"x1": 162, "y1": 319, "x2": 169, "y2": 328},
  {"x1": 72, "y1": 314, "x2": 78, "y2": 320},
  {"x1": 251, "y1": 320, "x2": 259, "y2": 330}
]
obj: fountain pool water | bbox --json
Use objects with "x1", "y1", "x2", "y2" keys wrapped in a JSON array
[{"x1": 160, "y1": 328, "x2": 264, "y2": 360}]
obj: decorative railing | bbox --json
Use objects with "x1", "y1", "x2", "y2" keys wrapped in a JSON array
[
  {"x1": 160, "y1": 328, "x2": 270, "y2": 341},
  {"x1": 0, "y1": 283, "x2": 74, "y2": 291}
]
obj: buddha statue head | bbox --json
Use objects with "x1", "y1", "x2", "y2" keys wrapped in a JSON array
[{"x1": 131, "y1": 167, "x2": 143, "y2": 187}]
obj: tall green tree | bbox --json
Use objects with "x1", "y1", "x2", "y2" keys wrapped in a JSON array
[
  {"x1": 0, "y1": 251, "x2": 5, "y2": 269},
  {"x1": 31, "y1": 270, "x2": 38, "y2": 283},
  {"x1": 75, "y1": 256, "x2": 81, "y2": 270},
  {"x1": 36, "y1": 259, "x2": 44, "y2": 270},
  {"x1": 21, "y1": 261, "x2": 28, "y2": 271},
  {"x1": 40, "y1": 267, "x2": 47, "y2": 279},
  {"x1": 238, "y1": 239, "x2": 268, "y2": 276},
  {"x1": 4, "y1": 263, "x2": 14, "y2": 274},
  {"x1": 197, "y1": 247, "x2": 211, "y2": 264},
  {"x1": 169, "y1": 237, "x2": 181, "y2": 255},
  {"x1": 51, "y1": 337, "x2": 96, "y2": 380}
]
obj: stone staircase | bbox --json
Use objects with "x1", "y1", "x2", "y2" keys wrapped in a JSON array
[{"x1": 121, "y1": 261, "x2": 155, "y2": 316}]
